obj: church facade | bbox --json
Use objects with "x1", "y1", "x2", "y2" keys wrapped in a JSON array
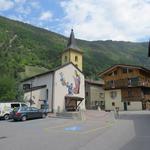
[{"x1": 22, "y1": 30, "x2": 85, "y2": 112}]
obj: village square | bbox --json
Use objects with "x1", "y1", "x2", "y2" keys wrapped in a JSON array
[
  {"x1": 0, "y1": 0, "x2": 150, "y2": 150},
  {"x1": 0, "y1": 28, "x2": 150, "y2": 150}
]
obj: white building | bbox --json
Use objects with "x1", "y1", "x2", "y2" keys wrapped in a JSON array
[
  {"x1": 22, "y1": 30, "x2": 85, "y2": 113},
  {"x1": 22, "y1": 63, "x2": 85, "y2": 112}
]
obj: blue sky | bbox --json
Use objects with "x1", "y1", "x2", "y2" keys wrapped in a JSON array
[{"x1": 0, "y1": 0, "x2": 150, "y2": 42}]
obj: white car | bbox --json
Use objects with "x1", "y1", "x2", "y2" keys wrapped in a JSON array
[{"x1": 0, "y1": 102, "x2": 28, "y2": 120}]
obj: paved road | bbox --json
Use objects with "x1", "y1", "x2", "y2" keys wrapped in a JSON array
[{"x1": 0, "y1": 111, "x2": 150, "y2": 150}]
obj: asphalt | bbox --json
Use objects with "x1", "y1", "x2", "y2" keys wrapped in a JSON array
[{"x1": 0, "y1": 110, "x2": 150, "y2": 150}]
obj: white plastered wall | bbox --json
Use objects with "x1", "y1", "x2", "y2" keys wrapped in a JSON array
[
  {"x1": 24, "y1": 88, "x2": 46, "y2": 109},
  {"x1": 127, "y1": 102, "x2": 142, "y2": 111},
  {"x1": 53, "y1": 64, "x2": 85, "y2": 112},
  {"x1": 105, "y1": 89, "x2": 124, "y2": 111},
  {"x1": 22, "y1": 73, "x2": 53, "y2": 111}
]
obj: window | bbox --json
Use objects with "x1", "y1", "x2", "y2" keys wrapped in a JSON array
[
  {"x1": 21, "y1": 104, "x2": 27, "y2": 107},
  {"x1": 11, "y1": 104, "x2": 20, "y2": 108},
  {"x1": 108, "y1": 71, "x2": 117, "y2": 76},
  {"x1": 128, "y1": 90, "x2": 132, "y2": 97},
  {"x1": 99, "y1": 93, "x2": 104, "y2": 98},
  {"x1": 110, "y1": 80, "x2": 115, "y2": 88},
  {"x1": 75, "y1": 56, "x2": 78, "y2": 62},
  {"x1": 110, "y1": 91, "x2": 117, "y2": 99},
  {"x1": 122, "y1": 68, "x2": 128, "y2": 73},
  {"x1": 21, "y1": 107, "x2": 28, "y2": 111},
  {"x1": 127, "y1": 102, "x2": 131, "y2": 105},
  {"x1": 86, "y1": 92, "x2": 88, "y2": 96},
  {"x1": 128, "y1": 69, "x2": 133, "y2": 73},
  {"x1": 128, "y1": 78, "x2": 132, "y2": 86},
  {"x1": 122, "y1": 68, "x2": 132, "y2": 74},
  {"x1": 114, "y1": 71, "x2": 117, "y2": 76},
  {"x1": 64, "y1": 56, "x2": 67, "y2": 62},
  {"x1": 46, "y1": 89, "x2": 48, "y2": 100},
  {"x1": 112, "y1": 102, "x2": 115, "y2": 106},
  {"x1": 23, "y1": 84, "x2": 31, "y2": 90}
]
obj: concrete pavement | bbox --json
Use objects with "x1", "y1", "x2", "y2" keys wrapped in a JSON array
[{"x1": 0, "y1": 110, "x2": 150, "y2": 150}]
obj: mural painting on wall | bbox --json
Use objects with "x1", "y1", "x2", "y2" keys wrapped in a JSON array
[{"x1": 60, "y1": 70, "x2": 81, "y2": 95}]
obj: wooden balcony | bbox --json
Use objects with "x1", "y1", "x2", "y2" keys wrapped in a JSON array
[{"x1": 105, "y1": 77, "x2": 150, "y2": 89}]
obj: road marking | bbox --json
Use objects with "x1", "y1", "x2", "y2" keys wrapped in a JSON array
[
  {"x1": 44, "y1": 120, "x2": 85, "y2": 131},
  {"x1": 44, "y1": 120, "x2": 115, "y2": 135}
]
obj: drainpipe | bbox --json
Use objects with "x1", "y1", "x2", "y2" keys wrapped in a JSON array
[{"x1": 51, "y1": 73, "x2": 55, "y2": 113}]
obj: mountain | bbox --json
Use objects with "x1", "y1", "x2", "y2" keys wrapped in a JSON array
[{"x1": 0, "y1": 16, "x2": 149, "y2": 80}]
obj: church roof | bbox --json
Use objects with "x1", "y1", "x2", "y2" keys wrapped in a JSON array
[
  {"x1": 21, "y1": 62, "x2": 83, "y2": 82},
  {"x1": 63, "y1": 29, "x2": 83, "y2": 53}
]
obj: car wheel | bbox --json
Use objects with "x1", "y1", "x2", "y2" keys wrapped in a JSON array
[
  {"x1": 42, "y1": 113, "x2": 46, "y2": 118},
  {"x1": 21, "y1": 116, "x2": 27, "y2": 121},
  {"x1": 4, "y1": 114, "x2": 9, "y2": 120}
]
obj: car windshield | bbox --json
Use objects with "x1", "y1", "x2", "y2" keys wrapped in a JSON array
[{"x1": 20, "y1": 107, "x2": 28, "y2": 111}]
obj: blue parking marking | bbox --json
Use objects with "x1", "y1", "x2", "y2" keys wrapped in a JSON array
[{"x1": 64, "y1": 126, "x2": 81, "y2": 131}]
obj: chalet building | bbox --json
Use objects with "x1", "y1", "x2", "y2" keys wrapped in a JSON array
[
  {"x1": 98, "y1": 64, "x2": 150, "y2": 111},
  {"x1": 22, "y1": 30, "x2": 85, "y2": 113},
  {"x1": 85, "y1": 79, "x2": 105, "y2": 110}
]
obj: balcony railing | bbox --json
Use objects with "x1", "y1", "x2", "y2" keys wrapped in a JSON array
[{"x1": 105, "y1": 77, "x2": 150, "y2": 89}]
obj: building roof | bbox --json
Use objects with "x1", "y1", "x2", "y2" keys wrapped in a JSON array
[
  {"x1": 63, "y1": 29, "x2": 83, "y2": 53},
  {"x1": 98, "y1": 64, "x2": 150, "y2": 77},
  {"x1": 85, "y1": 79, "x2": 104, "y2": 85},
  {"x1": 21, "y1": 62, "x2": 83, "y2": 82}
]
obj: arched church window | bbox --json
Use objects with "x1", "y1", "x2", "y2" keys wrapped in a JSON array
[{"x1": 75, "y1": 56, "x2": 78, "y2": 62}]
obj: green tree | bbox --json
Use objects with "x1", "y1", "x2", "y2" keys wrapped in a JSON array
[{"x1": 0, "y1": 75, "x2": 17, "y2": 101}]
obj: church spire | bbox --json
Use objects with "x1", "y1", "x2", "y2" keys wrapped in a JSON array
[{"x1": 66, "y1": 29, "x2": 81, "y2": 52}]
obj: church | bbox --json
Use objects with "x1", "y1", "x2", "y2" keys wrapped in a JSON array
[{"x1": 21, "y1": 30, "x2": 85, "y2": 113}]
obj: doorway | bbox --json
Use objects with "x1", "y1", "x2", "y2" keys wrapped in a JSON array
[{"x1": 124, "y1": 102, "x2": 127, "y2": 111}]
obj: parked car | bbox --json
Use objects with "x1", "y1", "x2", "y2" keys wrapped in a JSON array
[
  {"x1": 0, "y1": 102, "x2": 28, "y2": 120},
  {"x1": 10, "y1": 107, "x2": 47, "y2": 121}
]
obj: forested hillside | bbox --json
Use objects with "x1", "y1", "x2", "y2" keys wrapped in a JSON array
[{"x1": 0, "y1": 16, "x2": 149, "y2": 100}]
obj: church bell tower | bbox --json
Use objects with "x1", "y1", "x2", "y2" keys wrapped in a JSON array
[{"x1": 61, "y1": 29, "x2": 83, "y2": 71}]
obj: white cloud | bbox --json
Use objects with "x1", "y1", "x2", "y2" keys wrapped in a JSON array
[
  {"x1": 14, "y1": 0, "x2": 26, "y2": 4},
  {"x1": 15, "y1": 6, "x2": 31, "y2": 15},
  {"x1": 30, "y1": 1, "x2": 40, "y2": 9},
  {"x1": 39, "y1": 11, "x2": 53, "y2": 21},
  {"x1": 0, "y1": 0, "x2": 14, "y2": 11},
  {"x1": 60, "y1": 0, "x2": 150, "y2": 41}
]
